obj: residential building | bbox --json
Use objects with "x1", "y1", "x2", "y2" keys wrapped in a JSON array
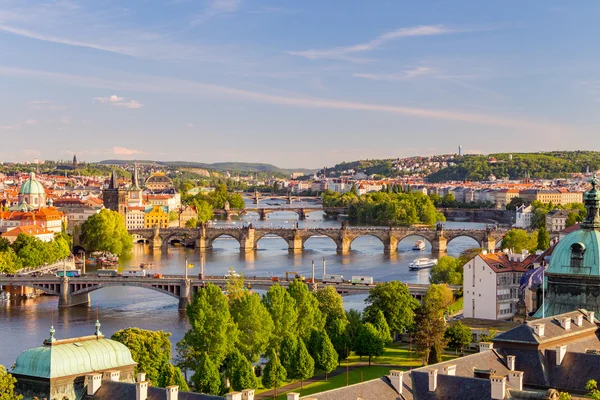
[
  {"x1": 145, "y1": 193, "x2": 181, "y2": 212},
  {"x1": 179, "y1": 206, "x2": 198, "y2": 227},
  {"x1": 144, "y1": 205, "x2": 169, "y2": 229},
  {"x1": 125, "y1": 206, "x2": 146, "y2": 230},
  {"x1": 514, "y1": 205, "x2": 533, "y2": 229},
  {"x1": 545, "y1": 209, "x2": 570, "y2": 233},
  {"x1": 1, "y1": 225, "x2": 55, "y2": 243},
  {"x1": 463, "y1": 250, "x2": 536, "y2": 320}
]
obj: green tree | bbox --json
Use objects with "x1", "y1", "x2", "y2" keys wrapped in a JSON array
[
  {"x1": 500, "y1": 229, "x2": 538, "y2": 253},
  {"x1": 537, "y1": 225, "x2": 550, "y2": 250},
  {"x1": 261, "y1": 349, "x2": 287, "y2": 389},
  {"x1": 345, "y1": 309, "x2": 363, "y2": 351},
  {"x1": 111, "y1": 328, "x2": 186, "y2": 389},
  {"x1": 194, "y1": 199, "x2": 214, "y2": 223},
  {"x1": 328, "y1": 317, "x2": 350, "y2": 363},
  {"x1": 364, "y1": 281, "x2": 419, "y2": 335},
  {"x1": 178, "y1": 283, "x2": 238, "y2": 369},
  {"x1": 288, "y1": 280, "x2": 325, "y2": 341},
  {"x1": 0, "y1": 238, "x2": 11, "y2": 252},
  {"x1": 558, "y1": 392, "x2": 572, "y2": 400},
  {"x1": 587, "y1": 379, "x2": 600, "y2": 400},
  {"x1": 168, "y1": 210, "x2": 179, "y2": 222},
  {"x1": 444, "y1": 321, "x2": 472, "y2": 356},
  {"x1": 479, "y1": 329, "x2": 497, "y2": 343},
  {"x1": 192, "y1": 353, "x2": 220, "y2": 395},
  {"x1": 316, "y1": 286, "x2": 347, "y2": 331},
  {"x1": 365, "y1": 309, "x2": 392, "y2": 345},
  {"x1": 185, "y1": 218, "x2": 197, "y2": 228},
  {"x1": 355, "y1": 322, "x2": 385, "y2": 366},
  {"x1": 262, "y1": 284, "x2": 298, "y2": 348},
  {"x1": 227, "y1": 194, "x2": 245, "y2": 209},
  {"x1": 290, "y1": 338, "x2": 314, "y2": 388},
  {"x1": 307, "y1": 330, "x2": 338, "y2": 380},
  {"x1": 413, "y1": 305, "x2": 447, "y2": 365},
  {"x1": 230, "y1": 292, "x2": 274, "y2": 363},
  {"x1": 156, "y1": 362, "x2": 189, "y2": 391},
  {"x1": 80, "y1": 209, "x2": 132, "y2": 255},
  {"x1": 506, "y1": 197, "x2": 526, "y2": 211},
  {"x1": 224, "y1": 349, "x2": 259, "y2": 392},
  {"x1": 429, "y1": 256, "x2": 462, "y2": 285},
  {"x1": 0, "y1": 250, "x2": 21, "y2": 274},
  {"x1": 279, "y1": 332, "x2": 298, "y2": 372},
  {"x1": 0, "y1": 365, "x2": 22, "y2": 400},
  {"x1": 566, "y1": 212, "x2": 579, "y2": 228},
  {"x1": 423, "y1": 284, "x2": 454, "y2": 315}
]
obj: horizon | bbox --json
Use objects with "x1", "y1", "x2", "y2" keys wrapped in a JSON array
[{"x1": 1, "y1": 1, "x2": 600, "y2": 168}]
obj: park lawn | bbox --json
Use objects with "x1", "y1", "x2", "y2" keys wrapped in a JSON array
[
  {"x1": 343, "y1": 341, "x2": 457, "y2": 368},
  {"x1": 273, "y1": 366, "x2": 392, "y2": 400},
  {"x1": 448, "y1": 297, "x2": 464, "y2": 316}
]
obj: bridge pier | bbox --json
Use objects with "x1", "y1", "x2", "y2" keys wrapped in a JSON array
[
  {"x1": 431, "y1": 236, "x2": 447, "y2": 254},
  {"x1": 298, "y1": 209, "x2": 306, "y2": 221},
  {"x1": 178, "y1": 280, "x2": 191, "y2": 310},
  {"x1": 258, "y1": 209, "x2": 267, "y2": 221},
  {"x1": 58, "y1": 278, "x2": 90, "y2": 308},
  {"x1": 239, "y1": 228, "x2": 256, "y2": 253},
  {"x1": 337, "y1": 237, "x2": 351, "y2": 254},
  {"x1": 196, "y1": 235, "x2": 210, "y2": 252},
  {"x1": 483, "y1": 237, "x2": 496, "y2": 252},
  {"x1": 383, "y1": 235, "x2": 398, "y2": 254},
  {"x1": 288, "y1": 234, "x2": 303, "y2": 252}
]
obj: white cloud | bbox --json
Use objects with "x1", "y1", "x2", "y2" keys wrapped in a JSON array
[
  {"x1": 28, "y1": 100, "x2": 68, "y2": 110},
  {"x1": 353, "y1": 67, "x2": 436, "y2": 81},
  {"x1": 289, "y1": 25, "x2": 462, "y2": 61},
  {"x1": 187, "y1": 123, "x2": 196, "y2": 127},
  {"x1": 192, "y1": 0, "x2": 243, "y2": 25},
  {"x1": 24, "y1": 119, "x2": 39, "y2": 125},
  {"x1": 0, "y1": 124, "x2": 21, "y2": 130},
  {"x1": 95, "y1": 95, "x2": 144, "y2": 109},
  {"x1": 113, "y1": 146, "x2": 143, "y2": 155}
]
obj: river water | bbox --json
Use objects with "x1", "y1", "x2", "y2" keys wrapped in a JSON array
[{"x1": 0, "y1": 201, "x2": 486, "y2": 367}]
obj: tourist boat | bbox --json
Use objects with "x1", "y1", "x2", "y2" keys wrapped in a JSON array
[
  {"x1": 409, "y1": 258, "x2": 438, "y2": 271},
  {"x1": 0, "y1": 291, "x2": 10, "y2": 301},
  {"x1": 412, "y1": 240, "x2": 426, "y2": 251},
  {"x1": 139, "y1": 262, "x2": 154, "y2": 269}
]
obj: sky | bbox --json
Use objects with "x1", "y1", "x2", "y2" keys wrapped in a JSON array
[{"x1": 0, "y1": 0, "x2": 599, "y2": 169}]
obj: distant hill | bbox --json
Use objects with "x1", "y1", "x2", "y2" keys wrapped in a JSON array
[{"x1": 98, "y1": 160, "x2": 316, "y2": 177}]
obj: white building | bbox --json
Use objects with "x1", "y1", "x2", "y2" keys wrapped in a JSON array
[
  {"x1": 125, "y1": 206, "x2": 146, "y2": 230},
  {"x1": 463, "y1": 250, "x2": 536, "y2": 320},
  {"x1": 514, "y1": 205, "x2": 533, "y2": 229}
]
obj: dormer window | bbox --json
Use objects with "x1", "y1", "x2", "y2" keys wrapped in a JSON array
[{"x1": 571, "y1": 242, "x2": 586, "y2": 268}]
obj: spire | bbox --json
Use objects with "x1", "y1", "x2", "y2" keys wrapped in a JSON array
[
  {"x1": 582, "y1": 175, "x2": 600, "y2": 229},
  {"x1": 48, "y1": 325, "x2": 56, "y2": 343},
  {"x1": 109, "y1": 170, "x2": 119, "y2": 189},
  {"x1": 95, "y1": 320, "x2": 102, "y2": 337},
  {"x1": 131, "y1": 164, "x2": 140, "y2": 190}
]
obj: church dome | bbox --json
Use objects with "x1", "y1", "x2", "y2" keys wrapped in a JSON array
[{"x1": 19, "y1": 172, "x2": 45, "y2": 195}]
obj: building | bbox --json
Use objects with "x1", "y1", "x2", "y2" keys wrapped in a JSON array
[
  {"x1": 127, "y1": 166, "x2": 143, "y2": 207},
  {"x1": 545, "y1": 209, "x2": 571, "y2": 233},
  {"x1": 463, "y1": 250, "x2": 536, "y2": 320},
  {"x1": 145, "y1": 172, "x2": 173, "y2": 191},
  {"x1": 514, "y1": 205, "x2": 533, "y2": 229},
  {"x1": 144, "y1": 205, "x2": 169, "y2": 229},
  {"x1": 125, "y1": 206, "x2": 146, "y2": 230},
  {"x1": 0, "y1": 207, "x2": 65, "y2": 234},
  {"x1": 146, "y1": 193, "x2": 181, "y2": 212},
  {"x1": 102, "y1": 170, "x2": 127, "y2": 216},
  {"x1": 12, "y1": 172, "x2": 46, "y2": 211},
  {"x1": 179, "y1": 206, "x2": 198, "y2": 227},
  {"x1": 1, "y1": 224, "x2": 55, "y2": 243},
  {"x1": 534, "y1": 177, "x2": 600, "y2": 317},
  {"x1": 519, "y1": 189, "x2": 583, "y2": 206}
]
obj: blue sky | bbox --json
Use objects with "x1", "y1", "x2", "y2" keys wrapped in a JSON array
[{"x1": 0, "y1": 0, "x2": 599, "y2": 168}]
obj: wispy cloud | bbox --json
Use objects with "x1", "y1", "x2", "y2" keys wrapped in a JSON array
[
  {"x1": 0, "y1": 65, "x2": 567, "y2": 132},
  {"x1": 94, "y1": 95, "x2": 144, "y2": 109},
  {"x1": 191, "y1": 0, "x2": 243, "y2": 25},
  {"x1": 28, "y1": 100, "x2": 68, "y2": 110},
  {"x1": 24, "y1": 119, "x2": 39, "y2": 125},
  {"x1": 113, "y1": 146, "x2": 144, "y2": 155},
  {"x1": 0, "y1": 124, "x2": 21, "y2": 130},
  {"x1": 353, "y1": 67, "x2": 436, "y2": 81},
  {"x1": 289, "y1": 25, "x2": 462, "y2": 61},
  {"x1": 187, "y1": 123, "x2": 196, "y2": 127}
]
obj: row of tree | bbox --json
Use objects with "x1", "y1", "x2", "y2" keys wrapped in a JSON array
[
  {"x1": 182, "y1": 183, "x2": 245, "y2": 227},
  {"x1": 0, "y1": 232, "x2": 71, "y2": 273}
]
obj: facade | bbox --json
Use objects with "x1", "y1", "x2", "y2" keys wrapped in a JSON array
[
  {"x1": 144, "y1": 205, "x2": 169, "y2": 228},
  {"x1": 179, "y1": 206, "x2": 198, "y2": 227},
  {"x1": 127, "y1": 166, "x2": 143, "y2": 207},
  {"x1": 14, "y1": 172, "x2": 46, "y2": 210},
  {"x1": 0, "y1": 207, "x2": 64, "y2": 234},
  {"x1": 1, "y1": 224, "x2": 55, "y2": 243},
  {"x1": 463, "y1": 251, "x2": 536, "y2": 320},
  {"x1": 125, "y1": 206, "x2": 146, "y2": 230},
  {"x1": 534, "y1": 177, "x2": 600, "y2": 317},
  {"x1": 519, "y1": 189, "x2": 583, "y2": 206},
  {"x1": 145, "y1": 172, "x2": 173, "y2": 191},
  {"x1": 146, "y1": 193, "x2": 181, "y2": 212},
  {"x1": 545, "y1": 209, "x2": 570, "y2": 233},
  {"x1": 514, "y1": 205, "x2": 533, "y2": 229}
]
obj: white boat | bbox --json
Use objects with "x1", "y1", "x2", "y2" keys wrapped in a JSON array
[
  {"x1": 412, "y1": 240, "x2": 426, "y2": 251},
  {"x1": 409, "y1": 258, "x2": 438, "y2": 271},
  {"x1": 0, "y1": 291, "x2": 10, "y2": 301}
]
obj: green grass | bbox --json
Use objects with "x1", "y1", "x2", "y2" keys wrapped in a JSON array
[{"x1": 448, "y1": 297, "x2": 464, "y2": 316}]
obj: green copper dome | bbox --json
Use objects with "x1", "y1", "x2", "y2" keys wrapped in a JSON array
[
  {"x1": 546, "y1": 229, "x2": 600, "y2": 276},
  {"x1": 19, "y1": 172, "x2": 45, "y2": 195},
  {"x1": 12, "y1": 336, "x2": 136, "y2": 379}
]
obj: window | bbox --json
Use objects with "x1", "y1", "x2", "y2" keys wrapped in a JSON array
[{"x1": 571, "y1": 242, "x2": 585, "y2": 268}]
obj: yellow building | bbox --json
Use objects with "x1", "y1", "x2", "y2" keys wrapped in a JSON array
[
  {"x1": 144, "y1": 205, "x2": 169, "y2": 228},
  {"x1": 145, "y1": 172, "x2": 173, "y2": 191}
]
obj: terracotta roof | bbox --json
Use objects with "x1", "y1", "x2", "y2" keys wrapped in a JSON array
[
  {"x1": 479, "y1": 252, "x2": 537, "y2": 273},
  {"x1": 2, "y1": 225, "x2": 53, "y2": 237}
]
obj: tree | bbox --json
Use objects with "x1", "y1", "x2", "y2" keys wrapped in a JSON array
[
  {"x1": 587, "y1": 379, "x2": 600, "y2": 400},
  {"x1": 80, "y1": 209, "x2": 132, "y2": 255},
  {"x1": 0, "y1": 238, "x2": 11, "y2": 252},
  {"x1": 354, "y1": 322, "x2": 385, "y2": 366},
  {"x1": 290, "y1": 338, "x2": 314, "y2": 388},
  {"x1": 191, "y1": 353, "x2": 220, "y2": 395},
  {"x1": 230, "y1": 292, "x2": 274, "y2": 363},
  {"x1": 279, "y1": 332, "x2": 298, "y2": 372},
  {"x1": 429, "y1": 256, "x2": 462, "y2": 285},
  {"x1": 194, "y1": 200, "x2": 214, "y2": 223},
  {"x1": 261, "y1": 349, "x2": 287, "y2": 389},
  {"x1": 224, "y1": 349, "x2": 259, "y2": 392},
  {"x1": 178, "y1": 283, "x2": 238, "y2": 369},
  {"x1": 413, "y1": 305, "x2": 447, "y2": 365},
  {"x1": 423, "y1": 284, "x2": 454, "y2": 315},
  {"x1": 0, "y1": 365, "x2": 22, "y2": 400},
  {"x1": 111, "y1": 328, "x2": 186, "y2": 389},
  {"x1": 506, "y1": 197, "x2": 526, "y2": 211},
  {"x1": 288, "y1": 280, "x2": 325, "y2": 341},
  {"x1": 307, "y1": 330, "x2": 338, "y2": 380},
  {"x1": 366, "y1": 309, "x2": 392, "y2": 345},
  {"x1": 0, "y1": 250, "x2": 21, "y2": 274},
  {"x1": 316, "y1": 286, "x2": 347, "y2": 332},
  {"x1": 479, "y1": 329, "x2": 497, "y2": 343},
  {"x1": 500, "y1": 229, "x2": 538, "y2": 253},
  {"x1": 558, "y1": 392, "x2": 572, "y2": 400},
  {"x1": 168, "y1": 210, "x2": 179, "y2": 222},
  {"x1": 328, "y1": 317, "x2": 350, "y2": 363},
  {"x1": 566, "y1": 212, "x2": 579, "y2": 228},
  {"x1": 185, "y1": 218, "x2": 197, "y2": 228},
  {"x1": 364, "y1": 281, "x2": 419, "y2": 335},
  {"x1": 537, "y1": 225, "x2": 550, "y2": 250},
  {"x1": 156, "y1": 362, "x2": 189, "y2": 391},
  {"x1": 345, "y1": 309, "x2": 363, "y2": 351},
  {"x1": 262, "y1": 284, "x2": 298, "y2": 348},
  {"x1": 445, "y1": 321, "x2": 472, "y2": 356}
]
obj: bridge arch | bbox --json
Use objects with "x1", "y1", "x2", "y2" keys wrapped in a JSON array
[
  {"x1": 255, "y1": 233, "x2": 289, "y2": 250},
  {"x1": 348, "y1": 234, "x2": 386, "y2": 251},
  {"x1": 396, "y1": 234, "x2": 433, "y2": 251},
  {"x1": 4, "y1": 283, "x2": 61, "y2": 296},
  {"x1": 206, "y1": 233, "x2": 241, "y2": 249},
  {"x1": 445, "y1": 234, "x2": 484, "y2": 247},
  {"x1": 71, "y1": 283, "x2": 181, "y2": 299},
  {"x1": 302, "y1": 231, "x2": 340, "y2": 251}
]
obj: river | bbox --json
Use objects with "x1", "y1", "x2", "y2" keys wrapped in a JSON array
[{"x1": 0, "y1": 202, "x2": 487, "y2": 367}]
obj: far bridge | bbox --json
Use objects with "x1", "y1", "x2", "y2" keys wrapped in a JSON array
[
  {"x1": 129, "y1": 225, "x2": 505, "y2": 254},
  {"x1": 214, "y1": 206, "x2": 324, "y2": 221},
  {"x1": 0, "y1": 275, "x2": 455, "y2": 310},
  {"x1": 242, "y1": 192, "x2": 322, "y2": 205}
]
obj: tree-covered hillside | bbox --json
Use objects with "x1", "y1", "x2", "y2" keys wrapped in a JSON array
[{"x1": 427, "y1": 151, "x2": 600, "y2": 182}]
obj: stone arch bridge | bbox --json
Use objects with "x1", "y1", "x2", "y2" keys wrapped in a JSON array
[{"x1": 129, "y1": 226, "x2": 506, "y2": 254}]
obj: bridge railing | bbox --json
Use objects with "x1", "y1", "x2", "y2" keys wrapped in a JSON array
[{"x1": 16, "y1": 257, "x2": 76, "y2": 275}]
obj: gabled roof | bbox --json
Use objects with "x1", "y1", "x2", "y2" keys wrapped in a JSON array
[
  {"x1": 1, "y1": 225, "x2": 53, "y2": 237},
  {"x1": 86, "y1": 381, "x2": 222, "y2": 399}
]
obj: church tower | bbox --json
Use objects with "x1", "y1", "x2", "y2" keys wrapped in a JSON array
[
  {"x1": 102, "y1": 170, "x2": 127, "y2": 215},
  {"x1": 127, "y1": 164, "x2": 143, "y2": 206},
  {"x1": 72, "y1": 154, "x2": 78, "y2": 170}
]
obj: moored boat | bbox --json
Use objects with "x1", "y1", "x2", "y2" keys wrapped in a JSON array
[{"x1": 409, "y1": 258, "x2": 438, "y2": 271}]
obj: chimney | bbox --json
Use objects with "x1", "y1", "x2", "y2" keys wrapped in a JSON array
[
  {"x1": 136, "y1": 381, "x2": 148, "y2": 400},
  {"x1": 103, "y1": 370, "x2": 120, "y2": 382},
  {"x1": 442, "y1": 364, "x2": 456, "y2": 376},
  {"x1": 242, "y1": 389, "x2": 255, "y2": 400},
  {"x1": 137, "y1": 372, "x2": 146, "y2": 382},
  {"x1": 506, "y1": 356, "x2": 515, "y2": 371},
  {"x1": 87, "y1": 373, "x2": 102, "y2": 396},
  {"x1": 555, "y1": 345, "x2": 567, "y2": 366},
  {"x1": 533, "y1": 323, "x2": 545, "y2": 337},
  {"x1": 226, "y1": 393, "x2": 242, "y2": 400},
  {"x1": 575, "y1": 314, "x2": 584, "y2": 327},
  {"x1": 490, "y1": 375, "x2": 506, "y2": 400},
  {"x1": 388, "y1": 370, "x2": 403, "y2": 394},
  {"x1": 428, "y1": 369, "x2": 438, "y2": 392},
  {"x1": 560, "y1": 317, "x2": 571, "y2": 331},
  {"x1": 287, "y1": 393, "x2": 300, "y2": 400},
  {"x1": 588, "y1": 311, "x2": 595, "y2": 323},
  {"x1": 508, "y1": 371, "x2": 523, "y2": 390},
  {"x1": 166, "y1": 385, "x2": 179, "y2": 400},
  {"x1": 479, "y1": 342, "x2": 494, "y2": 352}
]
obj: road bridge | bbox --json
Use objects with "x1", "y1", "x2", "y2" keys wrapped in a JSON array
[
  {"x1": 0, "y1": 275, "x2": 456, "y2": 310},
  {"x1": 130, "y1": 225, "x2": 505, "y2": 254},
  {"x1": 214, "y1": 206, "x2": 324, "y2": 220},
  {"x1": 241, "y1": 192, "x2": 322, "y2": 205}
]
